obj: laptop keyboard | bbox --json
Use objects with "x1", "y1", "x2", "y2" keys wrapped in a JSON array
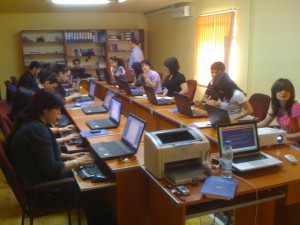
[
  {"x1": 233, "y1": 153, "x2": 267, "y2": 164},
  {"x1": 76, "y1": 163, "x2": 107, "y2": 180},
  {"x1": 157, "y1": 99, "x2": 173, "y2": 105},
  {"x1": 56, "y1": 114, "x2": 72, "y2": 127},
  {"x1": 61, "y1": 129, "x2": 83, "y2": 146},
  {"x1": 82, "y1": 106, "x2": 106, "y2": 114},
  {"x1": 192, "y1": 108, "x2": 206, "y2": 116},
  {"x1": 100, "y1": 141, "x2": 130, "y2": 154},
  {"x1": 88, "y1": 119, "x2": 115, "y2": 129}
]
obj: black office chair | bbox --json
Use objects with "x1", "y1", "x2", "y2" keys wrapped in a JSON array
[
  {"x1": 0, "y1": 140, "x2": 81, "y2": 225},
  {"x1": 249, "y1": 93, "x2": 271, "y2": 122}
]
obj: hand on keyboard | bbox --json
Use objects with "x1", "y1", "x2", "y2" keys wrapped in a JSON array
[{"x1": 60, "y1": 124, "x2": 76, "y2": 132}]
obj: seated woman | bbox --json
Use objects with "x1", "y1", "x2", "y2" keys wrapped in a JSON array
[
  {"x1": 210, "y1": 72, "x2": 253, "y2": 121},
  {"x1": 5, "y1": 89, "x2": 93, "y2": 185},
  {"x1": 110, "y1": 56, "x2": 126, "y2": 81},
  {"x1": 140, "y1": 60, "x2": 162, "y2": 93},
  {"x1": 132, "y1": 62, "x2": 144, "y2": 87},
  {"x1": 258, "y1": 78, "x2": 300, "y2": 145},
  {"x1": 161, "y1": 57, "x2": 188, "y2": 97},
  {"x1": 54, "y1": 65, "x2": 81, "y2": 103}
]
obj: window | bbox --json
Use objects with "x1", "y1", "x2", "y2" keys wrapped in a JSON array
[{"x1": 196, "y1": 11, "x2": 236, "y2": 86}]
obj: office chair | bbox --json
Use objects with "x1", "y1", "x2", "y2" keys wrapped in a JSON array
[
  {"x1": 10, "y1": 76, "x2": 18, "y2": 87},
  {"x1": 187, "y1": 79, "x2": 197, "y2": 102},
  {"x1": 249, "y1": 93, "x2": 271, "y2": 122},
  {"x1": 0, "y1": 141, "x2": 81, "y2": 225},
  {"x1": 4, "y1": 80, "x2": 17, "y2": 104}
]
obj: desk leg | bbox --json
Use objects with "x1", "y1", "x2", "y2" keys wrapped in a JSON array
[
  {"x1": 115, "y1": 168, "x2": 150, "y2": 225},
  {"x1": 148, "y1": 178, "x2": 185, "y2": 225},
  {"x1": 234, "y1": 200, "x2": 275, "y2": 225}
]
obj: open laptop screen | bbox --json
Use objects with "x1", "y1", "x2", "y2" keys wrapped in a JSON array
[
  {"x1": 122, "y1": 114, "x2": 145, "y2": 149},
  {"x1": 103, "y1": 90, "x2": 115, "y2": 109},
  {"x1": 74, "y1": 78, "x2": 81, "y2": 91},
  {"x1": 88, "y1": 82, "x2": 97, "y2": 97},
  {"x1": 217, "y1": 122, "x2": 259, "y2": 156},
  {"x1": 109, "y1": 97, "x2": 121, "y2": 122}
]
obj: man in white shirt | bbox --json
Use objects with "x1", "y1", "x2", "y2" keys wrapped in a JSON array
[{"x1": 128, "y1": 38, "x2": 144, "y2": 81}]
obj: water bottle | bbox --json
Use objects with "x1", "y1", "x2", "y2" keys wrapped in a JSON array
[{"x1": 222, "y1": 140, "x2": 233, "y2": 178}]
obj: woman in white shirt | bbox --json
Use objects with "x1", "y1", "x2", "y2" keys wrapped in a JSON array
[{"x1": 207, "y1": 73, "x2": 253, "y2": 121}]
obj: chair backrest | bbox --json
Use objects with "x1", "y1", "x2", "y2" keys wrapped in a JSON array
[
  {"x1": 187, "y1": 79, "x2": 197, "y2": 102},
  {"x1": 4, "y1": 80, "x2": 17, "y2": 104},
  {"x1": 10, "y1": 76, "x2": 18, "y2": 87},
  {"x1": 249, "y1": 93, "x2": 271, "y2": 122},
  {"x1": 0, "y1": 140, "x2": 29, "y2": 210},
  {"x1": 0, "y1": 114, "x2": 12, "y2": 138}
]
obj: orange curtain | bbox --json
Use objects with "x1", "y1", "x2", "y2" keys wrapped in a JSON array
[{"x1": 196, "y1": 11, "x2": 235, "y2": 86}]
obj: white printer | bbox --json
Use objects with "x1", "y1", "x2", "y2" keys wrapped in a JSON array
[
  {"x1": 144, "y1": 127, "x2": 210, "y2": 185},
  {"x1": 258, "y1": 127, "x2": 287, "y2": 147}
]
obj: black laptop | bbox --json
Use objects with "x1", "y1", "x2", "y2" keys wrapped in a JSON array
[
  {"x1": 86, "y1": 97, "x2": 122, "y2": 130},
  {"x1": 143, "y1": 85, "x2": 174, "y2": 105},
  {"x1": 91, "y1": 113, "x2": 146, "y2": 160},
  {"x1": 66, "y1": 77, "x2": 81, "y2": 95},
  {"x1": 82, "y1": 89, "x2": 115, "y2": 114},
  {"x1": 104, "y1": 72, "x2": 117, "y2": 85},
  {"x1": 205, "y1": 104, "x2": 231, "y2": 127},
  {"x1": 119, "y1": 79, "x2": 143, "y2": 96},
  {"x1": 73, "y1": 81, "x2": 97, "y2": 102},
  {"x1": 173, "y1": 92, "x2": 207, "y2": 118}
]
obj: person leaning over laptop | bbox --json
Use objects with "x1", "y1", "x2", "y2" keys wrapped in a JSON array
[
  {"x1": 141, "y1": 59, "x2": 162, "y2": 93},
  {"x1": 195, "y1": 61, "x2": 225, "y2": 106},
  {"x1": 54, "y1": 64, "x2": 82, "y2": 103},
  {"x1": 4, "y1": 89, "x2": 117, "y2": 225},
  {"x1": 208, "y1": 72, "x2": 253, "y2": 122},
  {"x1": 258, "y1": 78, "x2": 300, "y2": 146},
  {"x1": 131, "y1": 62, "x2": 144, "y2": 87},
  {"x1": 161, "y1": 57, "x2": 188, "y2": 97}
]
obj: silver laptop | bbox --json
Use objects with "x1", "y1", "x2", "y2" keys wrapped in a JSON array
[
  {"x1": 217, "y1": 122, "x2": 282, "y2": 172},
  {"x1": 91, "y1": 113, "x2": 146, "y2": 160}
]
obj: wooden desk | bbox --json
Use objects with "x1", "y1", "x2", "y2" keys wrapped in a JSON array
[{"x1": 66, "y1": 82, "x2": 300, "y2": 225}]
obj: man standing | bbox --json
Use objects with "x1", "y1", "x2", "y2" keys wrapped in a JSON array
[
  {"x1": 18, "y1": 61, "x2": 41, "y2": 92},
  {"x1": 128, "y1": 38, "x2": 144, "y2": 81}
]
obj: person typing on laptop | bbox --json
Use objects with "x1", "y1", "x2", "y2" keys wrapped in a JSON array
[
  {"x1": 208, "y1": 73, "x2": 253, "y2": 122},
  {"x1": 54, "y1": 65, "x2": 82, "y2": 103},
  {"x1": 258, "y1": 78, "x2": 300, "y2": 146}
]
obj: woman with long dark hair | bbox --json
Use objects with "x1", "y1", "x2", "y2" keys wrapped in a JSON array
[
  {"x1": 210, "y1": 72, "x2": 253, "y2": 121},
  {"x1": 258, "y1": 78, "x2": 300, "y2": 144}
]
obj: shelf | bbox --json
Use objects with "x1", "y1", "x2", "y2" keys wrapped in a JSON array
[
  {"x1": 24, "y1": 52, "x2": 64, "y2": 56},
  {"x1": 23, "y1": 41, "x2": 63, "y2": 45}
]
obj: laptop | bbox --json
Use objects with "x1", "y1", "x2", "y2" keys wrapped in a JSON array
[
  {"x1": 119, "y1": 79, "x2": 144, "y2": 96},
  {"x1": 71, "y1": 68, "x2": 85, "y2": 78},
  {"x1": 143, "y1": 85, "x2": 174, "y2": 105},
  {"x1": 217, "y1": 122, "x2": 282, "y2": 172},
  {"x1": 86, "y1": 97, "x2": 122, "y2": 130},
  {"x1": 173, "y1": 92, "x2": 207, "y2": 118},
  {"x1": 66, "y1": 77, "x2": 81, "y2": 95},
  {"x1": 91, "y1": 113, "x2": 146, "y2": 160},
  {"x1": 73, "y1": 81, "x2": 97, "y2": 102},
  {"x1": 104, "y1": 72, "x2": 117, "y2": 85},
  {"x1": 113, "y1": 75, "x2": 136, "y2": 90},
  {"x1": 82, "y1": 89, "x2": 115, "y2": 114},
  {"x1": 205, "y1": 104, "x2": 231, "y2": 128}
]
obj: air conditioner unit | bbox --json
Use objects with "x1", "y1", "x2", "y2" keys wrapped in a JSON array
[{"x1": 171, "y1": 5, "x2": 190, "y2": 19}]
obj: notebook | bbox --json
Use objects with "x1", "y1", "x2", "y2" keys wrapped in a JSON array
[
  {"x1": 119, "y1": 79, "x2": 143, "y2": 96},
  {"x1": 66, "y1": 77, "x2": 81, "y2": 95},
  {"x1": 91, "y1": 113, "x2": 146, "y2": 160},
  {"x1": 73, "y1": 81, "x2": 97, "y2": 102},
  {"x1": 217, "y1": 122, "x2": 282, "y2": 172},
  {"x1": 173, "y1": 92, "x2": 207, "y2": 118},
  {"x1": 143, "y1": 85, "x2": 174, "y2": 105},
  {"x1": 82, "y1": 89, "x2": 115, "y2": 114},
  {"x1": 205, "y1": 104, "x2": 231, "y2": 128},
  {"x1": 86, "y1": 97, "x2": 122, "y2": 130}
]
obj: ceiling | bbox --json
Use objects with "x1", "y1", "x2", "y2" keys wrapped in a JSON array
[{"x1": 0, "y1": 0, "x2": 191, "y2": 14}]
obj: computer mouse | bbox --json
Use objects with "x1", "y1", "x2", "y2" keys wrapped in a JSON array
[{"x1": 91, "y1": 174, "x2": 108, "y2": 183}]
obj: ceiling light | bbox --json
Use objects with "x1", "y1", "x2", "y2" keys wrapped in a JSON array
[{"x1": 51, "y1": 0, "x2": 126, "y2": 5}]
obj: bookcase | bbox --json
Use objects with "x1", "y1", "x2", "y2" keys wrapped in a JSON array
[
  {"x1": 21, "y1": 30, "x2": 64, "y2": 67},
  {"x1": 21, "y1": 29, "x2": 144, "y2": 79}
]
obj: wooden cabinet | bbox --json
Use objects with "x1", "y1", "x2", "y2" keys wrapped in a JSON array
[{"x1": 21, "y1": 29, "x2": 144, "y2": 79}]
